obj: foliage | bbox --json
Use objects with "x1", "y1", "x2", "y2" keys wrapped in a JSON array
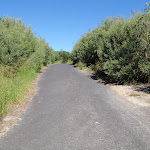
[
  {"x1": 77, "y1": 61, "x2": 86, "y2": 69},
  {"x1": 72, "y1": 7, "x2": 150, "y2": 84},
  {"x1": 0, "y1": 16, "x2": 57, "y2": 117},
  {"x1": 55, "y1": 50, "x2": 72, "y2": 63}
]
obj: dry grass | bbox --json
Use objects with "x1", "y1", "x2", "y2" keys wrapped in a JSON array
[{"x1": 0, "y1": 65, "x2": 50, "y2": 139}]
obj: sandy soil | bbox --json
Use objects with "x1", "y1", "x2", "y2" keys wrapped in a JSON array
[
  {"x1": 108, "y1": 84, "x2": 150, "y2": 107},
  {"x1": 0, "y1": 65, "x2": 51, "y2": 139}
]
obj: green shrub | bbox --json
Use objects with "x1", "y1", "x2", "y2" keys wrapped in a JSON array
[
  {"x1": 72, "y1": 7, "x2": 150, "y2": 84},
  {"x1": 78, "y1": 61, "x2": 86, "y2": 69},
  {"x1": 0, "y1": 16, "x2": 58, "y2": 117}
]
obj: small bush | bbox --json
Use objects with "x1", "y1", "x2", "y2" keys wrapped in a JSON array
[{"x1": 78, "y1": 61, "x2": 86, "y2": 69}]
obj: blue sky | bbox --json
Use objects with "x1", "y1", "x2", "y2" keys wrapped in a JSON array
[{"x1": 0, "y1": 0, "x2": 147, "y2": 52}]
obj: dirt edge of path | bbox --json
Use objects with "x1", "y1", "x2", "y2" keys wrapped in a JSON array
[
  {"x1": 76, "y1": 67, "x2": 150, "y2": 107},
  {"x1": 0, "y1": 64, "x2": 51, "y2": 139}
]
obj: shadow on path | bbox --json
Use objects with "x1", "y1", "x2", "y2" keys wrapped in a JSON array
[
  {"x1": 72, "y1": 64, "x2": 150, "y2": 94},
  {"x1": 90, "y1": 70, "x2": 117, "y2": 85},
  {"x1": 134, "y1": 86, "x2": 150, "y2": 94}
]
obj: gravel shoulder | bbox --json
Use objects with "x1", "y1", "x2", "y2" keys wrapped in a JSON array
[{"x1": 108, "y1": 84, "x2": 150, "y2": 107}]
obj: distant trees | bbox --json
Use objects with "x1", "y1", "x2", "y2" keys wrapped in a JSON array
[
  {"x1": 55, "y1": 50, "x2": 72, "y2": 63},
  {"x1": 72, "y1": 7, "x2": 150, "y2": 84}
]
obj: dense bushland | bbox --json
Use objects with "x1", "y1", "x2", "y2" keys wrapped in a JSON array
[
  {"x1": 72, "y1": 8, "x2": 150, "y2": 84},
  {"x1": 55, "y1": 51, "x2": 72, "y2": 63},
  {"x1": 0, "y1": 16, "x2": 56, "y2": 117}
]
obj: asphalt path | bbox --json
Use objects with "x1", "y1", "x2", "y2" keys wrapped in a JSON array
[{"x1": 0, "y1": 64, "x2": 150, "y2": 150}]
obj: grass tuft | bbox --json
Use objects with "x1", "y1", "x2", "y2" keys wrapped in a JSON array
[{"x1": 129, "y1": 94, "x2": 140, "y2": 97}]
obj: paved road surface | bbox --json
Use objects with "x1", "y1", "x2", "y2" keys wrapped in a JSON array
[{"x1": 0, "y1": 64, "x2": 150, "y2": 150}]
